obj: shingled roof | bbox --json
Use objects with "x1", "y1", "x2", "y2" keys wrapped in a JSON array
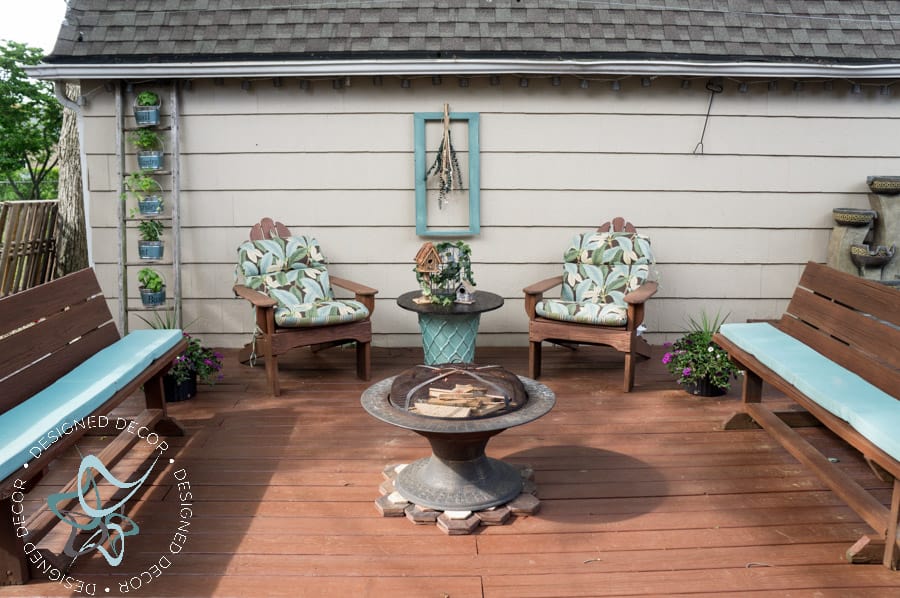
[{"x1": 33, "y1": 1, "x2": 900, "y2": 79}]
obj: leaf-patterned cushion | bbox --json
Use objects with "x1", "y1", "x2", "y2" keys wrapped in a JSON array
[
  {"x1": 274, "y1": 299, "x2": 370, "y2": 328},
  {"x1": 237, "y1": 234, "x2": 327, "y2": 278},
  {"x1": 238, "y1": 234, "x2": 373, "y2": 328},
  {"x1": 536, "y1": 231, "x2": 654, "y2": 327}
]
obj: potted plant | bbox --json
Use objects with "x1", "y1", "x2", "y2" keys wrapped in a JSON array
[
  {"x1": 137, "y1": 218, "x2": 164, "y2": 260},
  {"x1": 137, "y1": 267, "x2": 165, "y2": 307},
  {"x1": 414, "y1": 241, "x2": 475, "y2": 306},
  {"x1": 661, "y1": 311, "x2": 739, "y2": 396},
  {"x1": 137, "y1": 312, "x2": 224, "y2": 401},
  {"x1": 129, "y1": 129, "x2": 164, "y2": 170},
  {"x1": 133, "y1": 90, "x2": 161, "y2": 126},
  {"x1": 125, "y1": 171, "x2": 164, "y2": 215}
]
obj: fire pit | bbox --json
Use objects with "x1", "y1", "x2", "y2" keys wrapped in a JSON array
[{"x1": 360, "y1": 364, "x2": 555, "y2": 512}]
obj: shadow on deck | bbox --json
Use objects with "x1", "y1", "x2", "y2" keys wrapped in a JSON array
[{"x1": 4, "y1": 345, "x2": 898, "y2": 597}]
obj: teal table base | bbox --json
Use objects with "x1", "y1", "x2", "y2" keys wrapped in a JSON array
[{"x1": 418, "y1": 313, "x2": 481, "y2": 364}]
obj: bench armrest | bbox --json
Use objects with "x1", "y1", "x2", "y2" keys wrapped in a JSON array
[
  {"x1": 233, "y1": 284, "x2": 277, "y2": 308},
  {"x1": 624, "y1": 281, "x2": 658, "y2": 305}
]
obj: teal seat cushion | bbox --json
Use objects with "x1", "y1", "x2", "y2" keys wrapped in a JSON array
[
  {"x1": 274, "y1": 299, "x2": 370, "y2": 328},
  {"x1": 537, "y1": 231, "x2": 654, "y2": 327},
  {"x1": 719, "y1": 322, "x2": 900, "y2": 462},
  {"x1": 0, "y1": 329, "x2": 183, "y2": 482}
]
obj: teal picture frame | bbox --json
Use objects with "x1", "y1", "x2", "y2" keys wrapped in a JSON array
[{"x1": 414, "y1": 111, "x2": 481, "y2": 237}]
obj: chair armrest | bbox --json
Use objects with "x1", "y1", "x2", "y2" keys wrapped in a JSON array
[
  {"x1": 523, "y1": 275, "x2": 563, "y2": 319},
  {"x1": 233, "y1": 284, "x2": 277, "y2": 308},
  {"x1": 623, "y1": 281, "x2": 658, "y2": 305},
  {"x1": 330, "y1": 276, "x2": 378, "y2": 315},
  {"x1": 523, "y1": 275, "x2": 564, "y2": 296}
]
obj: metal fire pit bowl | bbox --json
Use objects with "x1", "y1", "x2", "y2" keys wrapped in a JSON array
[{"x1": 360, "y1": 373, "x2": 555, "y2": 511}]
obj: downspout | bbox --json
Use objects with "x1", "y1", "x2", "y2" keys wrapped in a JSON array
[{"x1": 53, "y1": 81, "x2": 93, "y2": 266}]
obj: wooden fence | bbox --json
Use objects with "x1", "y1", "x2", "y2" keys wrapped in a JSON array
[{"x1": 0, "y1": 200, "x2": 59, "y2": 297}]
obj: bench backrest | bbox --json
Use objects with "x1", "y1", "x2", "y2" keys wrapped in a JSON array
[
  {"x1": 777, "y1": 261, "x2": 900, "y2": 398},
  {"x1": 0, "y1": 268, "x2": 120, "y2": 416}
]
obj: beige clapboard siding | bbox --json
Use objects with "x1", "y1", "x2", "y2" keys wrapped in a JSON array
[
  {"x1": 81, "y1": 75, "x2": 898, "y2": 347},
  {"x1": 90, "y1": 189, "x2": 873, "y2": 229},
  {"x1": 85, "y1": 111, "x2": 900, "y2": 156},
  {"x1": 90, "y1": 226, "x2": 830, "y2": 267}
]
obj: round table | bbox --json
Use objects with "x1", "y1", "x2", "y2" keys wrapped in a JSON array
[{"x1": 397, "y1": 290, "x2": 504, "y2": 365}]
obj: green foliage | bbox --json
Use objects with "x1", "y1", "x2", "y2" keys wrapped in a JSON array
[
  {"x1": 128, "y1": 128, "x2": 161, "y2": 150},
  {"x1": 135, "y1": 91, "x2": 160, "y2": 106},
  {"x1": 0, "y1": 167, "x2": 58, "y2": 201},
  {"x1": 137, "y1": 267, "x2": 164, "y2": 292},
  {"x1": 137, "y1": 218, "x2": 163, "y2": 241},
  {"x1": 0, "y1": 41, "x2": 62, "y2": 200},
  {"x1": 136, "y1": 312, "x2": 221, "y2": 385},
  {"x1": 662, "y1": 310, "x2": 738, "y2": 390},
  {"x1": 414, "y1": 241, "x2": 475, "y2": 306}
]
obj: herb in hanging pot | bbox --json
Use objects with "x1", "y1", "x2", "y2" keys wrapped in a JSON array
[
  {"x1": 128, "y1": 128, "x2": 161, "y2": 150},
  {"x1": 662, "y1": 310, "x2": 739, "y2": 393},
  {"x1": 137, "y1": 267, "x2": 164, "y2": 293},
  {"x1": 137, "y1": 218, "x2": 164, "y2": 242},
  {"x1": 135, "y1": 91, "x2": 160, "y2": 107},
  {"x1": 124, "y1": 172, "x2": 164, "y2": 208}
]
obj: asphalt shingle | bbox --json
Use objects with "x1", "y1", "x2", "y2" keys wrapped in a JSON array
[{"x1": 46, "y1": 0, "x2": 900, "y2": 64}]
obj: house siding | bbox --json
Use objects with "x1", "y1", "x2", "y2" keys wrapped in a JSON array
[{"x1": 80, "y1": 76, "x2": 897, "y2": 348}]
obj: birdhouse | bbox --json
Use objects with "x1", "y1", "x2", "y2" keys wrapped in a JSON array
[{"x1": 415, "y1": 242, "x2": 442, "y2": 273}]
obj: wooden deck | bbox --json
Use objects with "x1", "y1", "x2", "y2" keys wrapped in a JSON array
[{"x1": 4, "y1": 345, "x2": 899, "y2": 597}]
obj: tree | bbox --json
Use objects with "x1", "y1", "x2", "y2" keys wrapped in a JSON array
[
  {"x1": 56, "y1": 82, "x2": 88, "y2": 274},
  {"x1": 0, "y1": 41, "x2": 62, "y2": 200}
]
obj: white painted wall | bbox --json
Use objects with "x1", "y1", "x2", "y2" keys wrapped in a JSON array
[{"x1": 79, "y1": 75, "x2": 898, "y2": 348}]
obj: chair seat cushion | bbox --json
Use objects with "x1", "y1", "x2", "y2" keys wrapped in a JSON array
[
  {"x1": 719, "y1": 322, "x2": 900, "y2": 462},
  {"x1": 275, "y1": 299, "x2": 370, "y2": 328},
  {"x1": 535, "y1": 298, "x2": 628, "y2": 326},
  {"x1": 0, "y1": 329, "x2": 183, "y2": 482}
]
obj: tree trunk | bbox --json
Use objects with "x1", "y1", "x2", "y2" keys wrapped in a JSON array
[{"x1": 56, "y1": 82, "x2": 88, "y2": 275}]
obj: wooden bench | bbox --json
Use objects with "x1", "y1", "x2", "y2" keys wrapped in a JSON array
[
  {"x1": 713, "y1": 261, "x2": 900, "y2": 569},
  {"x1": 0, "y1": 268, "x2": 188, "y2": 584}
]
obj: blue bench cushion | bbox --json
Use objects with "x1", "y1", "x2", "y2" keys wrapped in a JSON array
[
  {"x1": 719, "y1": 322, "x2": 900, "y2": 462},
  {"x1": 0, "y1": 329, "x2": 183, "y2": 482}
]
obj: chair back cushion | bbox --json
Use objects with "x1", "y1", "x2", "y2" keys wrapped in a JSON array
[
  {"x1": 536, "y1": 231, "x2": 654, "y2": 326},
  {"x1": 237, "y1": 234, "x2": 370, "y2": 327}
]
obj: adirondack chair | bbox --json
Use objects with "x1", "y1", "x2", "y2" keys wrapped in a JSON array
[
  {"x1": 233, "y1": 218, "x2": 377, "y2": 395},
  {"x1": 523, "y1": 217, "x2": 658, "y2": 391}
]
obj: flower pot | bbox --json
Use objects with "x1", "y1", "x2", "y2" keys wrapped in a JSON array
[
  {"x1": 685, "y1": 377, "x2": 727, "y2": 397},
  {"x1": 137, "y1": 150, "x2": 164, "y2": 170},
  {"x1": 134, "y1": 105, "x2": 161, "y2": 127},
  {"x1": 163, "y1": 372, "x2": 197, "y2": 402},
  {"x1": 137, "y1": 196, "x2": 164, "y2": 215},
  {"x1": 140, "y1": 286, "x2": 166, "y2": 307},
  {"x1": 138, "y1": 240, "x2": 164, "y2": 260}
]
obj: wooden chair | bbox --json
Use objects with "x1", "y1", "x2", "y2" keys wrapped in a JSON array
[
  {"x1": 523, "y1": 217, "x2": 658, "y2": 391},
  {"x1": 233, "y1": 218, "x2": 377, "y2": 395}
]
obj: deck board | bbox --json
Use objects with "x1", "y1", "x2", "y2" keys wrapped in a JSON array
[{"x1": 3, "y1": 345, "x2": 898, "y2": 597}]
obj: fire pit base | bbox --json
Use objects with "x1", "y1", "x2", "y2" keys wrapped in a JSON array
[{"x1": 376, "y1": 463, "x2": 540, "y2": 535}]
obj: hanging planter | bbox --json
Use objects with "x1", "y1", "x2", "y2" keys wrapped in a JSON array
[
  {"x1": 137, "y1": 219, "x2": 164, "y2": 260},
  {"x1": 124, "y1": 172, "x2": 164, "y2": 215},
  {"x1": 133, "y1": 91, "x2": 161, "y2": 127},
  {"x1": 138, "y1": 268, "x2": 166, "y2": 307},
  {"x1": 129, "y1": 129, "x2": 164, "y2": 171},
  {"x1": 138, "y1": 240, "x2": 164, "y2": 260}
]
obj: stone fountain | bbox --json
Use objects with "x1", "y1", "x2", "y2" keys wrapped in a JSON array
[{"x1": 827, "y1": 176, "x2": 899, "y2": 286}]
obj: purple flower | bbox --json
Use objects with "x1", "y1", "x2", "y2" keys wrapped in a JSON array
[
  {"x1": 682, "y1": 367, "x2": 692, "y2": 377},
  {"x1": 661, "y1": 352, "x2": 673, "y2": 364},
  {"x1": 662, "y1": 341, "x2": 673, "y2": 348}
]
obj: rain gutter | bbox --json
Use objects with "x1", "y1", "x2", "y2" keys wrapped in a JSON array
[{"x1": 27, "y1": 58, "x2": 900, "y2": 80}]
